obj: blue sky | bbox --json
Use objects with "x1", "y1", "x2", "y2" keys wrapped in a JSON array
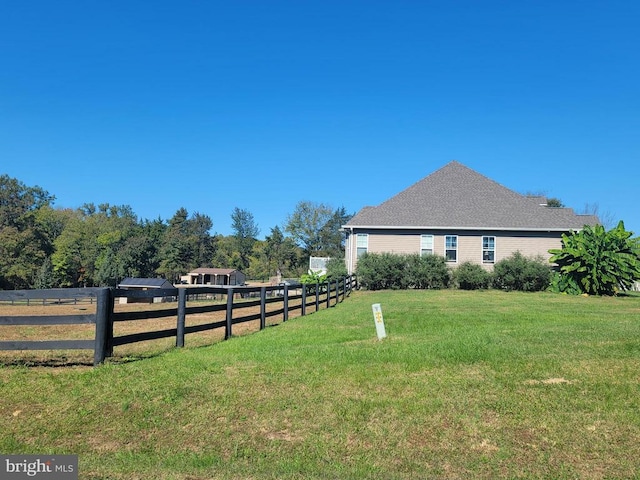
[{"x1": 1, "y1": 1, "x2": 638, "y2": 238}]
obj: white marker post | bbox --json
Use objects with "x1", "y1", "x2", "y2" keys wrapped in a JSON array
[{"x1": 371, "y1": 303, "x2": 387, "y2": 340}]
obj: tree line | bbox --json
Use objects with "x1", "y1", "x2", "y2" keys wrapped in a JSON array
[{"x1": 0, "y1": 174, "x2": 352, "y2": 290}]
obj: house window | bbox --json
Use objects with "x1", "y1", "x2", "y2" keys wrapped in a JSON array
[
  {"x1": 482, "y1": 236, "x2": 495, "y2": 263},
  {"x1": 356, "y1": 234, "x2": 368, "y2": 258},
  {"x1": 420, "y1": 235, "x2": 434, "y2": 256},
  {"x1": 445, "y1": 235, "x2": 457, "y2": 262}
]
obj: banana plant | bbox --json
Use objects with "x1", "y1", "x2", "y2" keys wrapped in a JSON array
[{"x1": 549, "y1": 221, "x2": 640, "y2": 295}]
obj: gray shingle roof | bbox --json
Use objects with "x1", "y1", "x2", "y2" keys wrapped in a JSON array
[
  {"x1": 118, "y1": 278, "x2": 174, "y2": 288},
  {"x1": 345, "y1": 161, "x2": 599, "y2": 231},
  {"x1": 189, "y1": 268, "x2": 241, "y2": 275}
]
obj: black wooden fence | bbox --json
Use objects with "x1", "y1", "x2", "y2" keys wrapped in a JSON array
[{"x1": 0, "y1": 275, "x2": 357, "y2": 366}]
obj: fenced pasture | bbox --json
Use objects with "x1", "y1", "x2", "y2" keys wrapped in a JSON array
[
  {"x1": 0, "y1": 276, "x2": 357, "y2": 366},
  {"x1": 1, "y1": 289, "x2": 638, "y2": 479}
]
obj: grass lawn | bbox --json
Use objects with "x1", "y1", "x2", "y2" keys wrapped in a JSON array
[{"x1": 1, "y1": 289, "x2": 639, "y2": 479}]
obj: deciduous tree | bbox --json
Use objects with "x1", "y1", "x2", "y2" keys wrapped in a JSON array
[
  {"x1": 52, "y1": 203, "x2": 139, "y2": 286},
  {"x1": 262, "y1": 226, "x2": 303, "y2": 277},
  {"x1": 0, "y1": 175, "x2": 56, "y2": 288},
  {"x1": 285, "y1": 201, "x2": 352, "y2": 257},
  {"x1": 158, "y1": 208, "x2": 214, "y2": 282}
]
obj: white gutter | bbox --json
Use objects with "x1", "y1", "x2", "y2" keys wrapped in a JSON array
[
  {"x1": 343, "y1": 226, "x2": 355, "y2": 275},
  {"x1": 344, "y1": 225, "x2": 585, "y2": 232}
]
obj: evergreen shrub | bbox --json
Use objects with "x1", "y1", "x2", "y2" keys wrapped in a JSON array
[
  {"x1": 356, "y1": 252, "x2": 450, "y2": 290},
  {"x1": 492, "y1": 252, "x2": 551, "y2": 292},
  {"x1": 454, "y1": 261, "x2": 491, "y2": 290}
]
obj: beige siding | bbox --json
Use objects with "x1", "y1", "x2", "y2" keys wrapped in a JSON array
[
  {"x1": 454, "y1": 232, "x2": 562, "y2": 268},
  {"x1": 369, "y1": 233, "x2": 418, "y2": 255},
  {"x1": 345, "y1": 229, "x2": 564, "y2": 273},
  {"x1": 492, "y1": 233, "x2": 562, "y2": 263},
  {"x1": 457, "y1": 235, "x2": 478, "y2": 265}
]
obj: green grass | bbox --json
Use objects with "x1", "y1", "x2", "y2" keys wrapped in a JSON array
[{"x1": 1, "y1": 290, "x2": 639, "y2": 479}]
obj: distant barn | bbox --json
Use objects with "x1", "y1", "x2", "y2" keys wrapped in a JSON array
[
  {"x1": 182, "y1": 268, "x2": 246, "y2": 286},
  {"x1": 117, "y1": 277, "x2": 175, "y2": 304}
]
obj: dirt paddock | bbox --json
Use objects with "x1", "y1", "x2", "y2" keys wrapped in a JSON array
[{"x1": 0, "y1": 297, "x2": 306, "y2": 367}]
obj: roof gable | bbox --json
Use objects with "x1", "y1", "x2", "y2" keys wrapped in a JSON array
[{"x1": 345, "y1": 161, "x2": 598, "y2": 230}]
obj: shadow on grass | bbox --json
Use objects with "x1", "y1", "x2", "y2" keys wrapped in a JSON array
[
  {"x1": 0, "y1": 350, "x2": 171, "y2": 368},
  {"x1": 0, "y1": 321, "x2": 286, "y2": 369},
  {"x1": 617, "y1": 291, "x2": 640, "y2": 298},
  {"x1": 0, "y1": 357, "x2": 95, "y2": 368}
]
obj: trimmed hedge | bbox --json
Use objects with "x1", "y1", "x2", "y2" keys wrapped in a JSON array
[
  {"x1": 356, "y1": 253, "x2": 450, "y2": 290},
  {"x1": 356, "y1": 251, "x2": 552, "y2": 292},
  {"x1": 454, "y1": 261, "x2": 492, "y2": 290},
  {"x1": 491, "y1": 252, "x2": 551, "y2": 292}
]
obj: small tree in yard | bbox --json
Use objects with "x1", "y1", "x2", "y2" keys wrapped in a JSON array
[{"x1": 549, "y1": 221, "x2": 640, "y2": 296}]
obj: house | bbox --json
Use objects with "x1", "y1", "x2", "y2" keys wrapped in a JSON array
[
  {"x1": 116, "y1": 277, "x2": 175, "y2": 304},
  {"x1": 182, "y1": 268, "x2": 246, "y2": 286},
  {"x1": 342, "y1": 161, "x2": 599, "y2": 274}
]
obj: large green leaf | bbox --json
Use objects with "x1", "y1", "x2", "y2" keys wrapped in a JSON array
[{"x1": 548, "y1": 221, "x2": 640, "y2": 295}]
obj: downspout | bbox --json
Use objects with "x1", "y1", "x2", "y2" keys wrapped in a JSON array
[{"x1": 347, "y1": 227, "x2": 354, "y2": 275}]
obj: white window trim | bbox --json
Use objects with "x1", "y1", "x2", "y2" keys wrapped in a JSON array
[
  {"x1": 482, "y1": 236, "x2": 496, "y2": 264},
  {"x1": 445, "y1": 235, "x2": 458, "y2": 263},
  {"x1": 420, "y1": 234, "x2": 434, "y2": 256},
  {"x1": 356, "y1": 233, "x2": 368, "y2": 258}
]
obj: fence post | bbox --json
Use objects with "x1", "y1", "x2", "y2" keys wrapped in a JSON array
[
  {"x1": 260, "y1": 287, "x2": 266, "y2": 330},
  {"x1": 177, "y1": 288, "x2": 186, "y2": 347},
  {"x1": 93, "y1": 287, "x2": 110, "y2": 366},
  {"x1": 315, "y1": 283, "x2": 320, "y2": 312},
  {"x1": 106, "y1": 289, "x2": 114, "y2": 357},
  {"x1": 325, "y1": 282, "x2": 331, "y2": 308},
  {"x1": 283, "y1": 284, "x2": 289, "y2": 321},
  {"x1": 225, "y1": 288, "x2": 234, "y2": 340},
  {"x1": 301, "y1": 284, "x2": 307, "y2": 316},
  {"x1": 333, "y1": 279, "x2": 338, "y2": 305}
]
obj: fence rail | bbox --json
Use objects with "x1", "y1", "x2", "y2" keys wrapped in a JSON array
[{"x1": 0, "y1": 275, "x2": 357, "y2": 365}]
